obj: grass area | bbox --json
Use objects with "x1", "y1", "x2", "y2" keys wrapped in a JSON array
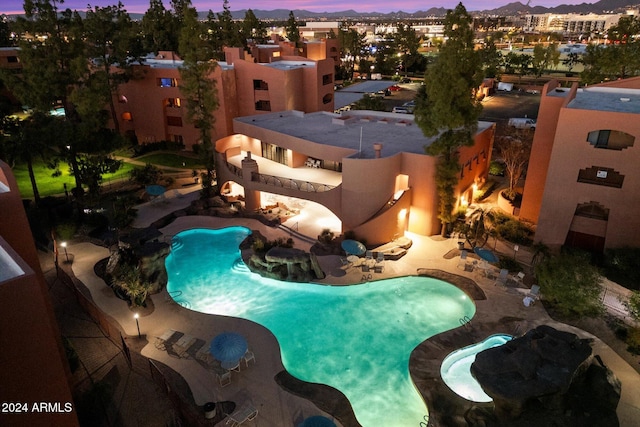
[
  {"x1": 135, "y1": 152, "x2": 204, "y2": 169},
  {"x1": 13, "y1": 159, "x2": 138, "y2": 198}
]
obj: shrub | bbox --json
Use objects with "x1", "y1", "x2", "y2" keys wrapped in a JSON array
[
  {"x1": 535, "y1": 251, "x2": 604, "y2": 319},
  {"x1": 626, "y1": 327, "x2": 640, "y2": 355},
  {"x1": 489, "y1": 160, "x2": 505, "y2": 176},
  {"x1": 497, "y1": 256, "x2": 521, "y2": 272},
  {"x1": 318, "y1": 228, "x2": 335, "y2": 244},
  {"x1": 602, "y1": 247, "x2": 640, "y2": 291}
]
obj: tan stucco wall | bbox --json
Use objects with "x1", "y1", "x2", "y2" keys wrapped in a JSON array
[
  {"x1": 534, "y1": 105, "x2": 640, "y2": 248},
  {"x1": 520, "y1": 80, "x2": 576, "y2": 223}
]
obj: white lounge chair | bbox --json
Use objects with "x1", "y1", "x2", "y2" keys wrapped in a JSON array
[
  {"x1": 494, "y1": 269, "x2": 509, "y2": 287},
  {"x1": 225, "y1": 402, "x2": 258, "y2": 426}
]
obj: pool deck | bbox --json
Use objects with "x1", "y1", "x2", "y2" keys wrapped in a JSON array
[{"x1": 63, "y1": 191, "x2": 640, "y2": 427}]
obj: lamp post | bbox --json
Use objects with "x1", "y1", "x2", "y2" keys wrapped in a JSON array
[
  {"x1": 134, "y1": 313, "x2": 141, "y2": 338},
  {"x1": 60, "y1": 241, "x2": 69, "y2": 263}
]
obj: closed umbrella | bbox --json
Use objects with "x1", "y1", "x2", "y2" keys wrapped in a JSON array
[
  {"x1": 210, "y1": 332, "x2": 248, "y2": 363},
  {"x1": 341, "y1": 239, "x2": 366, "y2": 256},
  {"x1": 298, "y1": 416, "x2": 336, "y2": 427},
  {"x1": 473, "y1": 247, "x2": 499, "y2": 263}
]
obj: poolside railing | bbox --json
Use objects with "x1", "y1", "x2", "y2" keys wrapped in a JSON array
[{"x1": 251, "y1": 171, "x2": 335, "y2": 193}]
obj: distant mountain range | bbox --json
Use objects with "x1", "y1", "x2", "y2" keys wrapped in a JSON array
[{"x1": 216, "y1": 0, "x2": 640, "y2": 19}]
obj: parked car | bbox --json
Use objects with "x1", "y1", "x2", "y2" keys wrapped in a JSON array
[
  {"x1": 392, "y1": 106, "x2": 413, "y2": 114},
  {"x1": 508, "y1": 117, "x2": 537, "y2": 130},
  {"x1": 401, "y1": 77, "x2": 411, "y2": 83},
  {"x1": 389, "y1": 85, "x2": 402, "y2": 91}
]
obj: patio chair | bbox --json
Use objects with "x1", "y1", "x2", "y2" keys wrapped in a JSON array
[
  {"x1": 243, "y1": 350, "x2": 255, "y2": 367},
  {"x1": 457, "y1": 250, "x2": 469, "y2": 270},
  {"x1": 374, "y1": 263, "x2": 385, "y2": 274},
  {"x1": 365, "y1": 251, "x2": 373, "y2": 261},
  {"x1": 514, "y1": 271, "x2": 525, "y2": 284},
  {"x1": 494, "y1": 269, "x2": 509, "y2": 287},
  {"x1": 376, "y1": 252, "x2": 385, "y2": 263},
  {"x1": 527, "y1": 284, "x2": 541, "y2": 300}
]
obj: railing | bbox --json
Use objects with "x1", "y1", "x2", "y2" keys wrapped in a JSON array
[
  {"x1": 459, "y1": 315, "x2": 472, "y2": 328},
  {"x1": 251, "y1": 172, "x2": 335, "y2": 193},
  {"x1": 226, "y1": 162, "x2": 243, "y2": 178}
]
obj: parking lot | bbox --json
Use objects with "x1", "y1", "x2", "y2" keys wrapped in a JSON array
[{"x1": 335, "y1": 80, "x2": 542, "y2": 135}]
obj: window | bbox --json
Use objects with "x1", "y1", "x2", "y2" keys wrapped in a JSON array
[
  {"x1": 7, "y1": 56, "x2": 18, "y2": 63},
  {"x1": 253, "y1": 80, "x2": 269, "y2": 90},
  {"x1": 158, "y1": 77, "x2": 177, "y2": 87},
  {"x1": 587, "y1": 130, "x2": 634, "y2": 150},
  {"x1": 255, "y1": 100, "x2": 271, "y2": 111},
  {"x1": 577, "y1": 166, "x2": 624, "y2": 188},
  {"x1": 322, "y1": 73, "x2": 333, "y2": 85},
  {"x1": 121, "y1": 112, "x2": 132, "y2": 121},
  {"x1": 574, "y1": 201, "x2": 609, "y2": 220},
  {"x1": 166, "y1": 116, "x2": 183, "y2": 127},
  {"x1": 322, "y1": 94, "x2": 333, "y2": 104},
  {"x1": 261, "y1": 142, "x2": 287, "y2": 165},
  {"x1": 118, "y1": 95, "x2": 128, "y2": 103},
  {"x1": 165, "y1": 98, "x2": 181, "y2": 108}
]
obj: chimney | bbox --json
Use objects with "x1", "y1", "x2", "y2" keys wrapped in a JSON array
[{"x1": 373, "y1": 143, "x2": 383, "y2": 158}]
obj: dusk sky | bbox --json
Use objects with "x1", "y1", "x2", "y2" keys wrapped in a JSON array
[{"x1": 1, "y1": 0, "x2": 582, "y2": 15}]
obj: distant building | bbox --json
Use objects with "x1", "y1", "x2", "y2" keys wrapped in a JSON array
[
  {"x1": 523, "y1": 12, "x2": 627, "y2": 35},
  {"x1": 215, "y1": 110, "x2": 495, "y2": 244},
  {"x1": 0, "y1": 160, "x2": 79, "y2": 427},
  {"x1": 520, "y1": 77, "x2": 640, "y2": 251},
  {"x1": 112, "y1": 42, "x2": 337, "y2": 149}
]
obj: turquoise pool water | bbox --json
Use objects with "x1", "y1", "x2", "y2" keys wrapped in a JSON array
[
  {"x1": 440, "y1": 334, "x2": 513, "y2": 402},
  {"x1": 166, "y1": 227, "x2": 476, "y2": 427}
]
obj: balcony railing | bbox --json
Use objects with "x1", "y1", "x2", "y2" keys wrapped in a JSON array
[
  {"x1": 226, "y1": 162, "x2": 243, "y2": 178},
  {"x1": 251, "y1": 172, "x2": 335, "y2": 193}
]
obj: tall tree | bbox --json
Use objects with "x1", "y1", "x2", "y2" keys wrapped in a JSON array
[
  {"x1": 0, "y1": 113, "x2": 57, "y2": 204},
  {"x1": 285, "y1": 11, "x2": 300, "y2": 46},
  {"x1": 242, "y1": 9, "x2": 267, "y2": 45},
  {"x1": 479, "y1": 36, "x2": 501, "y2": 78},
  {"x1": 141, "y1": 0, "x2": 179, "y2": 53},
  {"x1": 80, "y1": 2, "x2": 139, "y2": 133},
  {"x1": 531, "y1": 43, "x2": 560, "y2": 81},
  {"x1": 338, "y1": 27, "x2": 365, "y2": 80},
  {"x1": 414, "y1": 2, "x2": 483, "y2": 235},
  {"x1": 495, "y1": 128, "x2": 532, "y2": 200},
  {"x1": 581, "y1": 16, "x2": 640, "y2": 84},
  {"x1": 179, "y1": 5, "x2": 219, "y2": 197},
  {"x1": 217, "y1": 0, "x2": 243, "y2": 52}
]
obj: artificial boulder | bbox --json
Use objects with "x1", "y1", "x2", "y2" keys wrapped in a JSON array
[{"x1": 471, "y1": 325, "x2": 621, "y2": 426}]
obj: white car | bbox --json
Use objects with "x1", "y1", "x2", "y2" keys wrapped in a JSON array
[{"x1": 392, "y1": 106, "x2": 412, "y2": 114}]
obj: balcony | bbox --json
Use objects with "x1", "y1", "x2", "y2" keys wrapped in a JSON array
[{"x1": 226, "y1": 151, "x2": 342, "y2": 189}]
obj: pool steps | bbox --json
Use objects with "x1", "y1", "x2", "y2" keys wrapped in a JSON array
[{"x1": 232, "y1": 258, "x2": 250, "y2": 273}]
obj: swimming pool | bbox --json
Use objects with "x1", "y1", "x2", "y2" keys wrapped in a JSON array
[
  {"x1": 166, "y1": 227, "x2": 476, "y2": 427},
  {"x1": 440, "y1": 334, "x2": 513, "y2": 402}
]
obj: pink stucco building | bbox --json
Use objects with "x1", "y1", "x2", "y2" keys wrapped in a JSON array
[
  {"x1": 520, "y1": 77, "x2": 640, "y2": 251},
  {"x1": 0, "y1": 161, "x2": 78, "y2": 427},
  {"x1": 112, "y1": 41, "x2": 337, "y2": 149},
  {"x1": 216, "y1": 110, "x2": 496, "y2": 245}
]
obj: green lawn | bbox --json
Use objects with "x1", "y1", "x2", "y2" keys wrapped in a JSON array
[
  {"x1": 135, "y1": 152, "x2": 204, "y2": 169},
  {"x1": 12, "y1": 159, "x2": 138, "y2": 198}
]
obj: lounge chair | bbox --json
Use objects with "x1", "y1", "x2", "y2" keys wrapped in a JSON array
[
  {"x1": 528, "y1": 284, "x2": 540, "y2": 300},
  {"x1": 514, "y1": 271, "x2": 525, "y2": 284},
  {"x1": 457, "y1": 250, "x2": 471, "y2": 270},
  {"x1": 362, "y1": 263, "x2": 371, "y2": 273},
  {"x1": 365, "y1": 250, "x2": 373, "y2": 261},
  {"x1": 154, "y1": 329, "x2": 176, "y2": 350},
  {"x1": 376, "y1": 252, "x2": 385, "y2": 263},
  {"x1": 494, "y1": 269, "x2": 509, "y2": 287},
  {"x1": 225, "y1": 402, "x2": 258, "y2": 426},
  {"x1": 374, "y1": 263, "x2": 385, "y2": 274}
]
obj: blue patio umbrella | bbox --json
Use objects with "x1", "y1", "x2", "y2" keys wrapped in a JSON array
[
  {"x1": 145, "y1": 184, "x2": 166, "y2": 196},
  {"x1": 210, "y1": 332, "x2": 248, "y2": 363},
  {"x1": 297, "y1": 416, "x2": 336, "y2": 427},
  {"x1": 341, "y1": 239, "x2": 366, "y2": 256},
  {"x1": 473, "y1": 247, "x2": 499, "y2": 263}
]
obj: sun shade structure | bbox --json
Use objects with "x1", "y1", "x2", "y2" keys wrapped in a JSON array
[
  {"x1": 341, "y1": 239, "x2": 366, "y2": 256},
  {"x1": 298, "y1": 416, "x2": 336, "y2": 427},
  {"x1": 473, "y1": 247, "x2": 499, "y2": 263},
  {"x1": 145, "y1": 184, "x2": 166, "y2": 196},
  {"x1": 209, "y1": 332, "x2": 248, "y2": 363}
]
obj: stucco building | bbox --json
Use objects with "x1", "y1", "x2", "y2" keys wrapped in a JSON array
[
  {"x1": 0, "y1": 161, "x2": 78, "y2": 427},
  {"x1": 215, "y1": 110, "x2": 495, "y2": 245},
  {"x1": 112, "y1": 41, "x2": 337, "y2": 149},
  {"x1": 520, "y1": 77, "x2": 640, "y2": 251}
]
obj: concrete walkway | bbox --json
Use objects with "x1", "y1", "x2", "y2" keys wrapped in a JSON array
[{"x1": 61, "y1": 191, "x2": 640, "y2": 426}]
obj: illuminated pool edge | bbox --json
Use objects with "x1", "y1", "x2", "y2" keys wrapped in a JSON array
[
  {"x1": 440, "y1": 334, "x2": 513, "y2": 403},
  {"x1": 166, "y1": 227, "x2": 477, "y2": 427}
]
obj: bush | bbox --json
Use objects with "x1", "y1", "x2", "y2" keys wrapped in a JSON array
[
  {"x1": 602, "y1": 247, "x2": 640, "y2": 291},
  {"x1": 497, "y1": 256, "x2": 521, "y2": 272},
  {"x1": 489, "y1": 160, "x2": 505, "y2": 176},
  {"x1": 488, "y1": 211, "x2": 533, "y2": 245},
  {"x1": 535, "y1": 251, "x2": 604, "y2": 319},
  {"x1": 626, "y1": 327, "x2": 640, "y2": 355},
  {"x1": 252, "y1": 237, "x2": 294, "y2": 253}
]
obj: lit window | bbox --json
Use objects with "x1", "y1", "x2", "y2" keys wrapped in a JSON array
[
  {"x1": 121, "y1": 112, "x2": 132, "y2": 121},
  {"x1": 158, "y1": 78, "x2": 178, "y2": 87}
]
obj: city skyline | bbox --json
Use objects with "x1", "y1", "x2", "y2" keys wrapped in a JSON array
[{"x1": 1, "y1": 0, "x2": 600, "y2": 16}]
